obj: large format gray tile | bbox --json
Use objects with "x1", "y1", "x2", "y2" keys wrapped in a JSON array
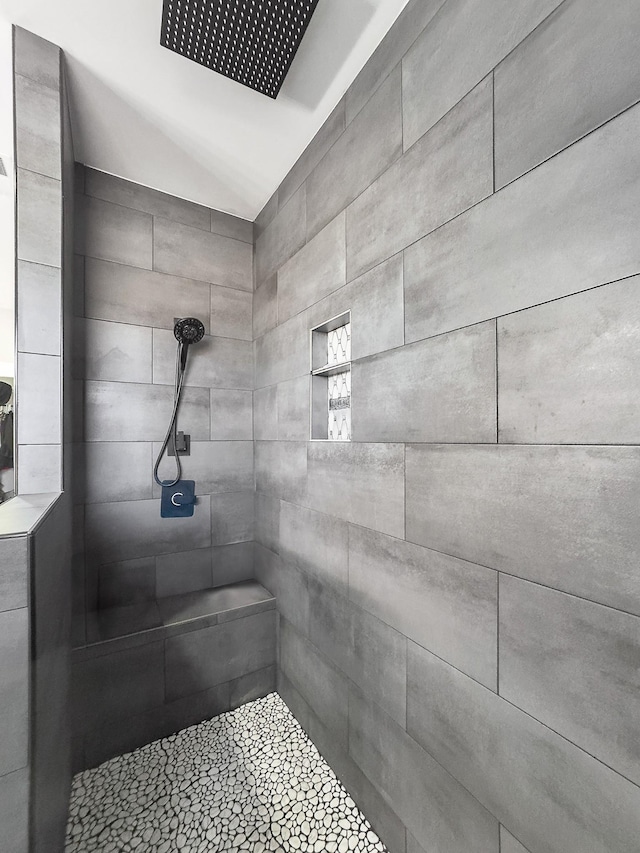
[
  {"x1": 83, "y1": 442, "x2": 152, "y2": 503},
  {"x1": 347, "y1": 77, "x2": 493, "y2": 281},
  {"x1": 0, "y1": 608, "x2": 29, "y2": 776},
  {"x1": 17, "y1": 168, "x2": 61, "y2": 267},
  {"x1": 78, "y1": 195, "x2": 152, "y2": 269},
  {"x1": 280, "y1": 619, "x2": 349, "y2": 747},
  {"x1": 211, "y1": 492, "x2": 254, "y2": 545},
  {"x1": 255, "y1": 441, "x2": 307, "y2": 503},
  {"x1": 0, "y1": 768, "x2": 29, "y2": 853},
  {"x1": 308, "y1": 254, "x2": 404, "y2": 361},
  {"x1": 72, "y1": 641, "x2": 164, "y2": 733},
  {"x1": 165, "y1": 609, "x2": 276, "y2": 701},
  {"x1": 304, "y1": 707, "x2": 408, "y2": 853},
  {"x1": 253, "y1": 385, "x2": 278, "y2": 441},
  {"x1": 308, "y1": 585, "x2": 407, "y2": 726},
  {"x1": 74, "y1": 318, "x2": 152, "y2": 383},
  {"x1": 278, "y1": 213, "x2": 346, "y2": 323},
  {"x1": 254, "y1": 547, "x2": 310, "y2": 637},
  {"x1": 156, "y1": 548, "x2": 211, "y2": 598},
  {"x1": 152, "y1": 441, "x2": 253, "y2": 497},
  {"x1": 84, "y1": 258, "x2": 211, "y2": 332},
  {"x1": 345, "y1": 0, "x2": 445, "y2": 125},
  {"x1": 255, "y1": 185, "x2": 306, "y2": 283},
  {"x1": 404, "y1": 100, "x2": 640, "y2": 342},
  {"x1": 17, "y1": 444, "x2": 61, "y2": 494},
  {"x1": 500, "y1": 575, "x2": 640, "y2": 786},
  {"x1": 253, "y1": 275, "x2": 278, "y2": 340},
  {"x1": 278, "y1": 669, "x2": 312, "y2": 735},
  {"x1": 153, "y1": 328, "x2": 252, "y2": 390},
  {"x1": 209, "y1": 389, "x2": 252, "y2": 440},
  {"x1": 279, "y1": 502, "x2": 348, "y2": 595},
  {"x1": 498, "y1": 278, "x2": 640, "y2": 444},
  {"x1": 210, "y1": 541, "x2": 254, "y2": 588},
  {"x1": 254, "y1": 495, "x2": 279, "y2": 554},
  {"x1": 306, "y1": 68, "x2": 402, "y2": 241},
  {"x1": 254, "y1": 189, "x2": 278, "y2": 240},
  {"x1": 15, "y1": 74, "x2": 60, "y2": 179},
  {"x1": 402, "y1": 0, "x2": 562, "y2": 150},
  {"x1": 278, "y1": 99, "x2": 346, "y2": 210},
  {"x1": 210, "y1": 209, "x2": 253, "y2": 243},
  {"x1": 14, "y1": 25, "x2": 59, "y2": 88},
  {"x1": 16, "y1": 353, "x2": 61, "y2": 445},
  {"x1": 154, "y1": 218, "x2": 252, "y2": 291},
  {"x1": 353, "y1": 321, "x2": 496, "y2": 442},
  {"x1": 97, "y1": 556, "x2": 157, "y2": 609},
  {"x1": 349, "y1": 525, "x2": 497, "y2": 690},
  {"x1": 349, "y1": 686, "x2": 499, "y2": 853},
  {"x1": 210, "y1": 285, "x2": 252, "y2": 341},
  {"x1": 85, "y1": 495, "x2": 211, "y2": 564},
  {"x1": 495, "y1": 0, "x2": 640, "y2": 188},
  {"x1": 406, "y1": 444, "x2": 640, "y2": 616},
  {"x1": 306, "y1": 442, "x2": 404, "y2": 538},
  {"x1": 499, "y1": 829, "x2": 530, "y2": 853},
  {"x1": 85, "y1": 380, "x2": 209, "y2": 442},
  {"x1": 406, "y1": 832, "x2": 427, "y2": 853},
  {"x1": 277, "y1": 376, "x2": 309, "y2": 441},
  {"x1": 254, "y1": 312, "x2": 309, "y2": 389},
  {"x1": 16, "y1": 261, "x2": 61, "y2": 356},
  {"x1": 229, "y1": 665, "x2": 276, "y2": 710},
  {"x1": 406, "y1": 642, "x2": 640, "y2": 853},
  {"x1": 80, "y1": 683, "x2": 231, "y2": 771},
  {"x1": 0, "y1": 537, "x2": 28, "y2": 613},
  {"x1": 84, "y1": 168, "x2": 210, "y2": 230}
]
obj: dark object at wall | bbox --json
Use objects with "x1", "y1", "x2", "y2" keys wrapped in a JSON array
[
  {"x1": 0, "y1": 382, "x2": 13, "y2": 472},
  {"x1": 160, "y1": 0, "x2": 320, "y2": 98}
]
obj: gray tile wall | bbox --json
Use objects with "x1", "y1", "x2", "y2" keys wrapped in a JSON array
[
  {"x1": 14, "y1": 26, "x2": 66, "y2": 495},
  {"x1": 73, "y1": 167, "x2": 255, "y2": 629},
  {"x1": 4, "y1": 26, "x2": 76, "y2": 853},
  {"x1": 253, "y1": 2, "x2": 640, "y2": 851},
  {"x1": 71, "y1": 604, "x2": 276, "y2": 770}
]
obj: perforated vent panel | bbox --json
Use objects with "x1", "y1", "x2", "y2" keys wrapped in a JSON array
[{"x1": 161, "y1": 0, "x2": 320, "y2": 98}]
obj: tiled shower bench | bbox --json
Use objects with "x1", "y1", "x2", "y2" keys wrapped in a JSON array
[{"x1": 71, "y1": 581, "x2": 277, "y2": 771}]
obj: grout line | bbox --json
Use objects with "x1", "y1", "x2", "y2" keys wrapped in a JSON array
[
  {"x1": 495, "y1": 318, "x2": 499, "y2": 444},
  {"x1": 492, "y1": 69, "x2": 496, "y2": 194},
  {"x1": 400, "y1": 57, "x2": 405, "y2": 154},
  {"x1": 403, "y1": 443, "x2": 407, "y2": 541},
  {"x1": 274, "y1": 496, "x2": 640, "y2": 622},
  {"x1": 496, "y1": 572, "x2": 500, "y2": 694}
]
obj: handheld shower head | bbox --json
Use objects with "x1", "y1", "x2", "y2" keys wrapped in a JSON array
[
  {"x1": 174, "y1": 318, "x2": 205, "y2": 370},
  {"x1": 174, "y1": 317, "x2": 205, "y2": 345},
  {"x1": 154, "y1": 317, "x2": 206, "y2": 489}
]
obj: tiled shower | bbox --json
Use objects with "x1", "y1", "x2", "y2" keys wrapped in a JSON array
[{"x1": 1, "y1": 1, "x2": 640, "y2": 852}]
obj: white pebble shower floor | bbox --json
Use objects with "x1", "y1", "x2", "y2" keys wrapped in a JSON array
[{"x1": 65, "y1": 692, "x2": 388, "y2": 853}]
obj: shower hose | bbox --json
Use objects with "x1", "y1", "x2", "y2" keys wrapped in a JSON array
[{"x1": 153, "y1": 341, "x2": 187, "y2": 488}]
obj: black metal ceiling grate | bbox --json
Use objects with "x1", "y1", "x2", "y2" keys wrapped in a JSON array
[{"x1": 160, "y1": 0, "x2": 320, "y2": 99}]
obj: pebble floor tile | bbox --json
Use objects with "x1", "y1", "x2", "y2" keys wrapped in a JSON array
[{"x1": 66, "y1": 692, "x2": 388, "y2": 853}]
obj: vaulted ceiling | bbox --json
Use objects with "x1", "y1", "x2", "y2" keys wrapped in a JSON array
[{"x1": 0, "y1": 0, "x2": 410, "y2": 219}]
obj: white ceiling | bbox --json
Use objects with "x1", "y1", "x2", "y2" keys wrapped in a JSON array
[{"x1": 0, "y1": 0, "x2": 410, "y2": 220}]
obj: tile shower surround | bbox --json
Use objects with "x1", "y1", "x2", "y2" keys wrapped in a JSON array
[
  {"x1": 72, "y1": 166, "x2": 255, "y2": 638},
  {"x1": 253, "y1": 1, "x2": 640, "y2": 852},
  {"x1": 0, "y1": 26, "x2": 76, "y2": 853}
]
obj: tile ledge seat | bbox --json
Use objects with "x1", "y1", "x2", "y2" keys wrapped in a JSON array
[{"x1": 73, "y1": 580, "x2": 275, "y2": 659}]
